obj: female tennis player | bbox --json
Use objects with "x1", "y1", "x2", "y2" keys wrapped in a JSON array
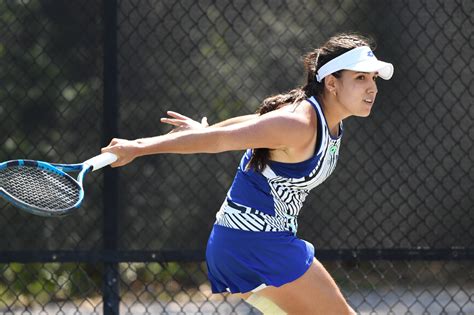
[{"x1": 102, "y1": 33, "x2": 393, "y2": 314}]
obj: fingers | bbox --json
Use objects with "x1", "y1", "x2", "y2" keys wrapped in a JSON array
[
  {"x1": 105, "y1": 138, "x2": 119, "y2": 147},
  {"x1": 101, "y1": 146, "x2": 118, "y2": 167},
  {"x1": 161, "y1": 111, "x2": 209, "y2": 132},
  {"x1": 102, "y1": 139, "x2": 121, "y2": 152},
  {"x1": 101, "y1": 145, "x2": 115, "y2": 154},
  {"x1": 166, "y1": 111, "x2": 190, "y2": 120},
  {"x1": 160, "y1": 118, "x2": 183, "y2": 127},
  {"x1": 101, "y1": 138, "x2": 126, "y2": 168},
  {"x1": 161, "y1": 111, "x2": 192, "y2": 127}
]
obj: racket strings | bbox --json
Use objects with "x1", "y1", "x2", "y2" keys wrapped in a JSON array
[{"x1": 0, "y1": 166, "x2": 81, "y2": 210}]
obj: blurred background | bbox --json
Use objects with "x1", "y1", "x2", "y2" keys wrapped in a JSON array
[{"x1": 0, "y1": 0, "x2": 472, "y2": 314}]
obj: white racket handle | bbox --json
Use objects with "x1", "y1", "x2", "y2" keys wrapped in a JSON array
[{"x1": 84, "y1": 152, "x2": 118, "y2": 171}]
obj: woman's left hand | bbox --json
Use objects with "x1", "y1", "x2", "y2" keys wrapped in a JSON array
[{"x1": 160, "y1": 111, "x2": 209, "y2": 133}]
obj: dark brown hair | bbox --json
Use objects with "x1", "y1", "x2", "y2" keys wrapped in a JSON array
[{"x1": 247, "y1": 33, "x2": 375, "y2": 172}]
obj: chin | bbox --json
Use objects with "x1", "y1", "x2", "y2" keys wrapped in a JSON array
[{"x1": 355, "y1": 110, "x2": 371, "y2": 118}]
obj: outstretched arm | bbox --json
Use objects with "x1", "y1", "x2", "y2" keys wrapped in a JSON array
[{"x1": 101, "y1": 107, "x2": 315, "y2": 168}]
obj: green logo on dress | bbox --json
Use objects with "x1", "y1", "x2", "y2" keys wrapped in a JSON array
[{"x1": 329, "y1": 145, "x2": 338, "y2": 154}]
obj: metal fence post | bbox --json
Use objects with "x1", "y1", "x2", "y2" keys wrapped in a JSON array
[{"x1": 103, "y1": 0, "x2": 120, "y2": 314}]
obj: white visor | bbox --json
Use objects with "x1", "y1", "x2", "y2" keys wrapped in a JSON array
[{"x1": 316, "y1": 46, "x2": 394, "y2": 82}]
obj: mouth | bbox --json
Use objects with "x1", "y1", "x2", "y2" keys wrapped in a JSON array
[{"x1": 363, "y1": 98, "x2": 374, "y2": 105}]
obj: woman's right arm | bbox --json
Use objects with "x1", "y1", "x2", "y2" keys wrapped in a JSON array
[{"x1": 101, "y1": 108, "x2": 315, "y2": 168}]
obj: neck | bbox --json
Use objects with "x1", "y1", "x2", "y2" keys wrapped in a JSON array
[{"x1": 319, "y1": 94, "x2": 347, "y2": 136}]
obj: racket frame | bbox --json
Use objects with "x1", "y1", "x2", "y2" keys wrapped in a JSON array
[{"x1": 0, "y1": 152, "x2": 117, "y2": 217}]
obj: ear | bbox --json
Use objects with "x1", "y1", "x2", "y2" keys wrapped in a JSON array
[{"x1": 324, "y1": 74, "x2": 338, "y2": 96}]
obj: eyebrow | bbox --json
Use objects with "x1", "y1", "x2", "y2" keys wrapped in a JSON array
[{"x1": 354, "y1": 71, "x2": 379, "y2": 75}]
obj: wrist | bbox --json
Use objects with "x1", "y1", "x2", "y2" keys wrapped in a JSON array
[{"x1": 133, "y1": 139, "x2": 148, "y2": 157}]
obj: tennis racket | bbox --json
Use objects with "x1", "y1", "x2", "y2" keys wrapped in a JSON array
[{"x1": 0, "y1": 152, "x2": 117, "y2": 217}]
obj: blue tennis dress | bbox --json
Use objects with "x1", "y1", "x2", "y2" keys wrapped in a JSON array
[{"x1": 206, "y1": 96, "x2": 343, "y2": 293}]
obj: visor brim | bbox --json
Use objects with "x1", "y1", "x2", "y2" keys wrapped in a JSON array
[{"x1": 345, "y1": 60, "x2": 394, "y2": 80}]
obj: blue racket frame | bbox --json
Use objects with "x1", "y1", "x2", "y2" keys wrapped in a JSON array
[
  {"x1": 0, "y1": 152, "x2": 117, "y2": 217},
  {"x1": 0, "y1": 159, "x2": 91, "y2": 216}
]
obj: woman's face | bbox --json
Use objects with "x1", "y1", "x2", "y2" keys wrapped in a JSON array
[{"x1": 333, "y1": 70, "x2": 379, "y2": 117}]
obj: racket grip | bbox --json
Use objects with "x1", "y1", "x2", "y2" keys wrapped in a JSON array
[{"x1": 84, "y1": 152, "x2": 118, "y2": 171}]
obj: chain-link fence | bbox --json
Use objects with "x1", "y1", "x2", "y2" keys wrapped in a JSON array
[{"x1": 1, "y1": 0, "x2": 473, "y2": 314}]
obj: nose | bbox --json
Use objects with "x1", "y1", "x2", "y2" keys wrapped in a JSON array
[{"x1": 368, "y1": 79, "x2": 378, "y2": 94}]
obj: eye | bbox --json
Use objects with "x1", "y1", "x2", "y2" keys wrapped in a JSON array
[{"x1": 356, "y1": 75, "x2": 365, "y2": 80}]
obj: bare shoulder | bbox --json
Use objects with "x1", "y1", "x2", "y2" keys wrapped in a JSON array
[
  {"x1": 279, "y1": 100, "x2": 317, "y2": 128},
  {"x1": 268, "y1": 100, "x2": 318, "y2": 161}
]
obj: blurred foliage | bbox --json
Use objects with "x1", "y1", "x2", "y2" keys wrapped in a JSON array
[
  {"x1": 0, "y1": 262, "x2": 209, "y2": 307},
  {"x1": 0, "y1": 263, "x2": 100, "y2": 307}
]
